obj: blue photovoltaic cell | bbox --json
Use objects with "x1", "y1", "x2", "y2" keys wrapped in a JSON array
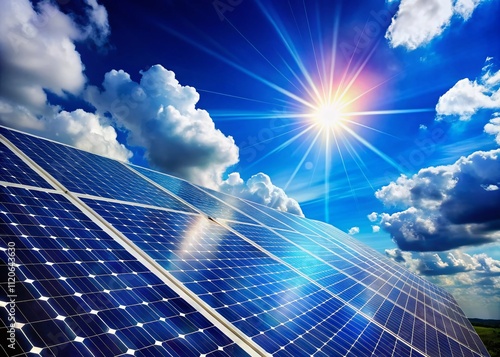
[
  {"x1": 0, "y1": 141, "x2": 52, "y2": 189},
  {"x1": 84, "y1": 197, "x2": 401, "y2": 356},
  {"x1": 244, "y1": 199, "x2": 321, "y2": 235},
  {"x1": 277, "y1": 215, "x2": 473, "y2": 327},
  {"x1": 0, "y1": 186, "x2": 249, "y2": 357},
  {"x1": 0, "y1": 128, "x2": 194, "y2": 213},
  {"x1": 274, "y1": 213, "x2": 331, "y2": 237},
  {"x1": 309, "y1": 220, "x2": 483, "y2": 343},
  {"x1": 196, "y1": 185, "x2": 295, "y2": 230},
  {"x1": 131, "y1": 165, "x2": 256, "y2": 224},
  {"x1": 226, "y1": 223, "x2": 485, "y2": 357}
]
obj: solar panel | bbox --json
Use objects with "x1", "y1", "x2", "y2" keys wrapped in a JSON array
[
  {"x1": 0, "y1": 128, "x2": 194, "y2": 213},
  {"x1": 195, "y1": 186, "x2": 296, "y2": 231},
  {"x1": 0, "y1": 126, "x2": 490, "y2": 357},
  {"x1": 240, "y1": 199, "x2": 321, "y2": 235},
  {"x1": 226, "y1": 223, "x2": 486, "y2": 355},
  {"x1": 83, "y1": 197, "x2": 382, "y2": 355},
  {"x1": 0, "y1": 186, "x2": 249, "y2": 357},
  {"x1": 130, "y1": 165, "x2": 257, "y2": 224}
]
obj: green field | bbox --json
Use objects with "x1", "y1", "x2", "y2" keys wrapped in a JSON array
[{"x1": 473, "y1": 325, "x2": 500, "y2": 357}]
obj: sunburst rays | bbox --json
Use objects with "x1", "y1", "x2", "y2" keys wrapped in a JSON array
[{"x1": 157, "y1": 1, "x2": 433, "y2": 221}]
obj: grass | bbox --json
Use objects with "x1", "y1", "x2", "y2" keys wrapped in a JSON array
[{"x1": 473, "y1": 325, "x2": 500, "y2": 357}]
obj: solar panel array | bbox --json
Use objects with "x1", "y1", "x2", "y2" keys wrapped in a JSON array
[{"x1": 0, "y1": 126, "x2": 490, "y2": 357}]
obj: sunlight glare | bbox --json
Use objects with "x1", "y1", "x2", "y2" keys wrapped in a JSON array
[{"x1": 313, "y1": 102, "x2": 343, "y2": 129}]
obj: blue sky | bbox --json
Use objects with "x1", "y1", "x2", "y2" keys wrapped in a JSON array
[{"x1": 1, "y1": 0, "x2": 499, "y2": 319}]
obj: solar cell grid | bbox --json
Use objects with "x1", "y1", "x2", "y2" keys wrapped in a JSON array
[
  {"x1": 228, "y1": 222, "x2": 485, "y2": 357},
  {"x1": 275, "y1": 212, "x2": 331, "y2": 237},
  {"x1": 84, "y1": 197, "x2": 401, "y2": 356},
  {"x1": 230, "y1": 224, "x2": 385, "y2": 297},
  {"x1": 314, "y1": 226, "x2": 465, "y2": 321},
  {"x1": 0, "y1": 141, "x2": 53, "y2": 189},
  {"x1": 0, "y1": 128, "x2": 194, "y2": 213},
  {"x1": 131, "y1": 165, "x2": 257, "y2": 224},
  {"x1": 243, "y1": 200, "x2": 320, "y2": 234},
  {"x1": 226, "y1": 225, "x2": 476, "y2": 356},
  {"x1": 0, "y1": 186, "x2": 249, "y2": 357},
  {"x1": 197, "y1": 185, "x2": 296, "y2": 231},
  {"x1": 313, "y1": 222, "x2": 459, "y2": 307}
]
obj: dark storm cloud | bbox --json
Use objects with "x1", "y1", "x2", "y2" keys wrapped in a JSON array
[{"x1": 377, "y1": 149, "x2": 500, "y2": 251}]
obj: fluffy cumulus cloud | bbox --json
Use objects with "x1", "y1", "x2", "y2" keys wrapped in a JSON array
[
  {"x1": 372, "y1": 225, "x2": 381, "y2": 233},
  {"x1": 436, "y1": 60, "x2": 500, "y2": 120},
  {"x1": 484, "y1": 114, "x2": 500, "y2": 144},
  {"x1": 348, "y1": 227, "x2": 360, "y2": 235},
  {"x1": 86, "y1": 65, "x2": 239, "y2": 188},
  {"x1": 376, "y1": 149, "x2": 500, "y2": 251},
  {"x1": 44, "y1": 110, "x2": 131, "y2": 161},
  {"x1": 82, "y1": 0, "x2": 110, "y2": 46},
  {"x1": 454, "y1": 0, "x2": 484, "y2": 19},
  {"x1": 0, "y1": 0, "x2": 86, "y2": 114},
  {"x1": 220, "y1": 172, "x2": 303, "y2": 216},
  {"x1": 0, "y1": 0, "x2": 128, "y2": 160},
  {"x1": 385, "y1": 248, "x2": 498, "y2": 276},
  {"x1": 367, "y1": 212, "x2": 378, "y2": 222},
  {"x1": 386, "y1": 0, "x2": 486, "y2": 50}
]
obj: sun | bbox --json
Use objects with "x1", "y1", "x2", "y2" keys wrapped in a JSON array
[{"x1": 312, "y1": 102, "x2": 343, "y2": 129}]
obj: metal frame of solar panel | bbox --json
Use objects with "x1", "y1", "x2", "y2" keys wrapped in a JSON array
[{"x1": 0, "y1": 126, "x2": 489, "y2": 357}]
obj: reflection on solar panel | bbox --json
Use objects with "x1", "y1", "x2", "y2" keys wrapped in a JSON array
[
  {"x1": 0, "y1": 126, "x2": 489, "y2": 357},
  {"x1": 130, "y1": 165, "x2": 256, "y2": 224}
]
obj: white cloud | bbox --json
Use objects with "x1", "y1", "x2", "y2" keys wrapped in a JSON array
[
  {"x1": 223, "y1": 172, "x2": 244, "y2": 187},
  {"x1": 82, "y1": 0, "x2": 110, "y2": 47},
  {"x1": 385, "y1": 248, "x2": 500, "y2": 277},
  {"x1": 375, "y1": 165, "x2": 457, "y2": 210},
  {"x1": 0, "y1": 0, "x2": 297, "y2": 211},
  {"x1": 376, "y1": 149, "x2": 500, "y2": 251},
  {"x1": 482, "y1": 184, "x2": 499, "y2": 191},
  {"x1": 435, "y1": 79, "x2": 495, "y2": 120},
  {"x1": 484, "y1": 115, "x2": 500, "y2": 145},
  {"x1": 436, "y1": 64, "x2": 500, "y2": 120},
  {"x1": 386, "y1": 0, "x2": 453, "y2": 50},
  {"x1": 0, "y1": 1, "x2": 297, "y2": 213},
  {"x1": 220, "y1": 172, "x2": 303, "y2": 216},
  {"x1": 372, "y1": 225, "x2": 381, "y2": 233},
  {"x1": 44, "y1": 110, "x2": 131, "y2": 161},
  {"x1": 0, "y1": 0, "x2": 126, "y2": 161},
  {"x1": 0, "y1": 0, "x2": 86, "y2": 113},
  {"x1": 348, "y1": 227, "x2": 360, "y2": 235},
  {"x1": 386, "y1": 0, "x2": 486, "y2": 50},
  {"x1": 454, "y1": 0, "x2": 483, "y2": 19},
  {"x1": 86, "y1": 65, "x2": 239, "y2": 189},
  {"x1": 367, "y1": 211, "x2": 379, "y2": 222},
  {"x1": 475, "y1": 253, "x2": 500, "y2": 274}
]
